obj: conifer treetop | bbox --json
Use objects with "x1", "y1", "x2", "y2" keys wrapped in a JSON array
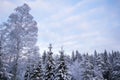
[
  {"x1": 59, "y1": 46, "x2": 64, "y2": 54},
  {"x1": 48, "y1": 44, "x2": 52, "y2": 53}
]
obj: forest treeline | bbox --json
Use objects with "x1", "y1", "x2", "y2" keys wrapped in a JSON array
[{"x1": 0, "y1": 3, "x2": 120, "y2": 80}]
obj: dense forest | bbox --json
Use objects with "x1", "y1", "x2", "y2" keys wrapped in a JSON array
[{"x1": 0, "y1": 4, "x2": 120, "y2": 80}]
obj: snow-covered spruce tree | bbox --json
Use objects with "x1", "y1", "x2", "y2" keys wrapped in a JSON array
[
  {"x1": 70, "y1": 55, "x2": 83, "y2": 80},
  {"x1": 80, "y1": 54, "x2": 95, "y2": 80},
  {"x1": 44, "y1": 44, "x2": 55, "y2": 80},
  {"x1": 93, "y1": 54, "x2": 104, "y2": 80},
  {"x1": 30, "y1": 61, "x2": 44, "y2": 80},
  {"x1": 55, "y1": 47, "x2": 72, "y2": 80},
  {"x1": 93, "y1": 50, "x2": 98, "y2": 65},
  {"x1": 25, "y1": 64, "x2": 37, "y2": 80},
  {"x1": 2, "y1": 3, "x2": 38, "y2": 80},
  {"x1": 102, "y1": 50, "x2": 111, "y2": 80},
  {"x1": 111, "y1": 51, "x2": 120, "y2": 80},
  {"x1": 74, "y1": 50, "x2": 82, "y2": 62}
]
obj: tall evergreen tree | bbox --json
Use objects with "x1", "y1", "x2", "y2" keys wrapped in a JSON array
[
  {"x1": 44, "y1": 44, "x2": 55, "y2": 80},
  {"x1": 94, "y1": 54, "x2": 104, "y2": 80},
  {"x1": 75, "y1": 50, "x2": 82, "y2": 62},
  {"x1": 102, "y1": 50, "x2": 111, "y2": 80},
  {"x1": 55, "y1": 47, "x2": 71, "y2": 80},
  {"x1": 70, "y1": 59, "x2": 81, "y2": 80},
  {"x1": 25, "y1": 64, "x2": 37, "y2": 80},
  {"x1": 30, "y1": 61, "x2": 44, "y2": 80},
  {"x1": 111, "y1": 51, "x2": 120, "y2": 80},
  {"x1": 80, "y1": 54, "x2": 95, "y2": 80}
]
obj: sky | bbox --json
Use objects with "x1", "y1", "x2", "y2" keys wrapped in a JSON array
[{"x1": 0, "y1": 0, "x2": 120, "y2": 55}]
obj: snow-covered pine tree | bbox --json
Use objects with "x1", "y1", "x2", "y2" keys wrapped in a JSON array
[
  {"x1": 111, "y1": 51, "x2": 120, "y2": 80},
  {"x1": 2, "y1": 3, "x2": 38, "y2": 80},
  {"x1": 93, "y1": 50, "x2": 98, "y2": 65},
  {"x1": 25, "y1": 64, "x2": 38, "y2": 80},
  {"x1": 93, "y1": 54, "x2": 104, "y2": 80},
  {"x1": 70, "y1": 52, "x2": 84, "y2": 80},
  {"x1": 80, "y1": 54, "x2": 94, "y2": 80},
  {"x1": 70, "y1": 59, "x2": 81, "y2": 80},
  {"x1": 44, "y1": 44, "x2": 55, "y2": 80},
  {"x1": 75, "y1": 50, "x2": 82, "y2": 62},
  {"x1": 55, "y1": 47, "x2": 71, "y2": 80},
  {"x1": 102, "y1": 50, "x2": 111, "y2": 80},
  {"x1": 30, "y1": 61, "x2": 44, "y2": 80}
]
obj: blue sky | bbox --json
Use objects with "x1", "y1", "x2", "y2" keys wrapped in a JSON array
[{"x1": 0, "y1": 0, "x2": 120, "y2": 54}]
